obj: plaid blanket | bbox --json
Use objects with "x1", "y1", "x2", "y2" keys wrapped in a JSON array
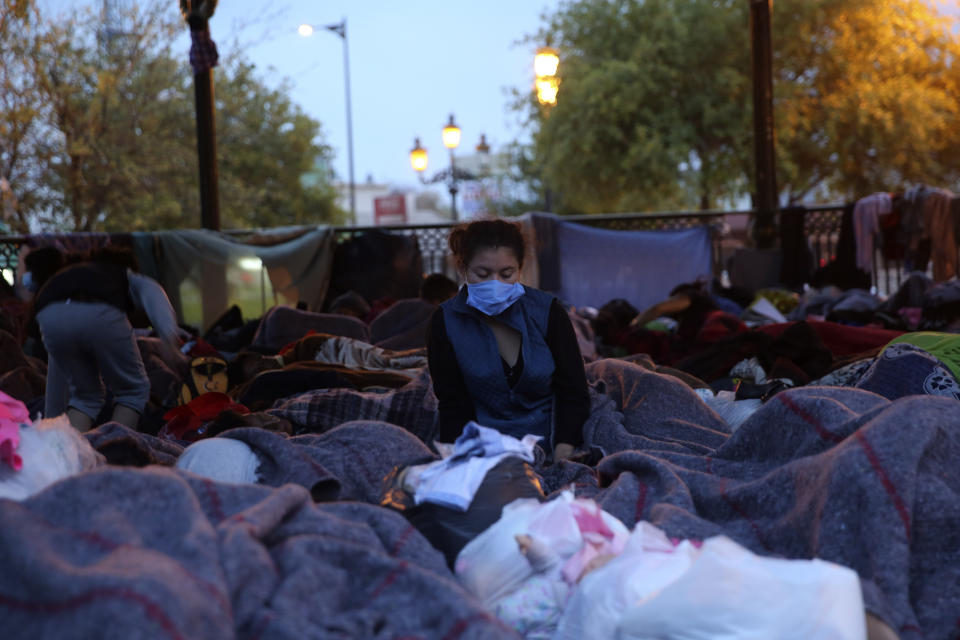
[{"x1": 270, "y1": 368, "x2": 440, "y2": 444}]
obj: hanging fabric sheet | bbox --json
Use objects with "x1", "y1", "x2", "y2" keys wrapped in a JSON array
[
  {"x1": 551, "y1": 218, "x2": 713, "y2": 313},
  {"x1": 154, "y1": 227, "x2": 335, "y2": 326}
]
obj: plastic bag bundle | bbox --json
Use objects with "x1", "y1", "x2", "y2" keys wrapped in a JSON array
[
  {"x1": 556, "y1": 525, "x2": 867, "y2": 640},
  {"x1": 455, "y1": 491, "x2": 629, "y2": 608},
  {"x1": 176, "y1": 437, "x2": 261, "y2": 484},
  {"x1": 0, "y1": 414, "x2": 104, "y2": 501}
]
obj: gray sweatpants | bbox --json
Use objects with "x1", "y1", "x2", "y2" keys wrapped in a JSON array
[{"x1": 37, "y1": 301, "x2": 150, "y2": 420}]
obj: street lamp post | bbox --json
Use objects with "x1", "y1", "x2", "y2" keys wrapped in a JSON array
[
  {"x1": 299, "y1": 19, "x2": 356, "y2": 225},
  {"x1": 180, "y1": 0, "x2": 221, "y2": 231},
  {"x1": 749, "y1": 0, "x2": 778, "y2": 249},
  {"x1": 441, "y1": 114, "x2": 461, "y2": 219},
  {"x1": 410, "y1": 114, "x2": 477, "y2": 222},
  {"x1": 535, "y1": 47, "x2": 559, "y2": 211},
  {"x1": 534, "y1": 47, "x2": 560, "y2": 107}
]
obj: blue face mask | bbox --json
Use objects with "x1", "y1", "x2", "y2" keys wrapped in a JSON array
[
  {"x1": 466, "y1": 280, "x2": 525, "y2": 316},
  {"x1": 21, "y1": 271, "x2": 36, "y2": 293}
]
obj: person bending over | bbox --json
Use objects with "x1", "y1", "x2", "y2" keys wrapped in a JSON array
[
  {"x1": 30, "y1": 246, "x2": 181, "y2": 431},
  {"x1": 427, "y1": 219, "x2": 590, "y2": 460}
]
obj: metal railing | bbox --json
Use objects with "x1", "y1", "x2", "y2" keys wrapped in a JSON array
[
  {"x1": 800, "y1": 204, "x2": 844, "y2": 270},
  {"x1": 212, "y1": 210, "x2": 733, "y2": 282},
  {"x1": 0, "y1": 206, "x2": 907, "y2": 295}
]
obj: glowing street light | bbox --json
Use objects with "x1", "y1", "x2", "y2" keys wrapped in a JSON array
[
  {"x1": 535, "y1": 47, "x2": 560, "y2": 211},
  {"x1": 410, "y1": 114, "x2": 475, "y2": 220},
  {"x1": 534, "y1": 47, "x2": 560, "y2": 107},
  {"x1": 442, "y1": 114, "x2": 461, "y2": 150},
  {"x1": 534, "y1": 47, "x2": 559, "y2": 78},
  {"x1": 409, "y1": 138, "x2": 428, "y2": 173},
  {"x1": 536, "y1": 78, "x2": 559, "y2": 106},
  {"x1": 297, "y1": 23, "x2": 313, "y2": 37}
]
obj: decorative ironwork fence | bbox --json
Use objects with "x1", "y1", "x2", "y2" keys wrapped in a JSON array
[{"x1": 0, "y1": 206, "x2": 910, "y2": 296}]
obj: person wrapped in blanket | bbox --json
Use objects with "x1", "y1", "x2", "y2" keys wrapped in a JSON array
[
  {"x1": 25, "y1": 246, "x2": 181, "y2": 432},
  {"x1": 427, "y1": 219, "x2": 590, "y2": 461}
]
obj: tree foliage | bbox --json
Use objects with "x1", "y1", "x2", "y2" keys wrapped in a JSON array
[
  {"x1": 0, "y1": 0, "x2": 343, "y2": 232},
  {"x1": 519, "y1": 0, "x2": 960, "y2": 213},
  {"x1": 216, "y1": 61, "x2": 341, "y2": 229},
  {"x1": 774, "y1": 0, "x2": 960, "y2": 201}
]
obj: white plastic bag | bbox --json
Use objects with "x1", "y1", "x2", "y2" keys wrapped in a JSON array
[
  {"x1": 0, "y1": 415, "x2": 104, "y2": 501},
  {"x1": 176, "y1": 437, "x2": 261, "y2": 484},
  {"x1": 454, "y1": 491, "x2": 629, "y2": 608},
  {"x1": 555, "y1": 521, "x2": 699, "y2": 640},
  {"x1": 617, "y1": 536, "x2": 866, "y2": 640},
  {"x1": 555, "y1": 523, "x2": 866, "y2": 640},
  {"x1": 454, "y1": 493, "x2": 580, "y2": 607}
]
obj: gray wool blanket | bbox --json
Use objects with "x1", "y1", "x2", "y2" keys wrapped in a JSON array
[
  {"x1": 581, "y1": 361, "x2": 960, "y2": 639},
  {"x1": 85, "y1": 421, "x2": 185, "y2": 466},
  {"x1": 0, "y1": 465, "x2": 517, "y2": 639},
  {"x1": 7, "y1": 355, "x2": 960, "y2": 637},
  {"x1": 270, "y1": 358, "x2": 960, "y2": 638}
]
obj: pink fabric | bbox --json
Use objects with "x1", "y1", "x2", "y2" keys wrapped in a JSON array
[
  {"x1": 671, "y1": 537, "x2": 703, "y2": 549},
  {"x1": 571, "y1": 502, "x2": 616, "y2": 538},
  {"x1": 561, "y1": 502, "x2": 628, "y2": 584},
  {"x1": 0, "y1": 391, "x2": 29, "y2": 471}
]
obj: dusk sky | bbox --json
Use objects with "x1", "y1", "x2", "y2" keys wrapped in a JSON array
[
  {"x1": 207, "y1": 0, "x2": 565, "y2": 190},
  {"x1": 35, "y1": 1, "x2": 960, "y2": 195},
  {"x1": 41, "y1": 0, "x2": 564, "y2": 191}
]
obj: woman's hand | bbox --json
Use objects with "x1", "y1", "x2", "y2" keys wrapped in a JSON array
[{"x1": 553, "y1": 443, "x2": 575, "y2": 461}]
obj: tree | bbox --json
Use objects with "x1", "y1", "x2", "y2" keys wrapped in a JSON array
[
  {"x1": 773, "y1": 0, "x2": 960, "y2": 201},
  {"x1": 0, "y1": 0, "x2": 343, "y2": 232},
  {"x1": 520, "y1": 0, "x2": 752, "y2": 214},
  {"x1": 0, "y1": 1, "x2": 51, "y2": 232},
  {"x1": 517, "y1": 0, "x2": 960, "y2": 213},
  {"x1": 215, "y1": 60, "x2": 342, "y2": 229}
]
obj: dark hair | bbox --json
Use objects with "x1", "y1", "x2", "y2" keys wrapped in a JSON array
[
  {"x1": 24, "y1": 246, "x2": 65, "y2": 290},
  {"x1": 88, "y1": 245, "x2": 140, "y2": 272},
  {"x1": 592, "y1": 298, "x2": 639, "y2": 344},
  {"x1": 668, "y1": 280, "x2": 708, "y2": 298},
  {"x1": 420, "y1": 273, "x2": 458, "y2": 303},
  {"x1": 328, "y1": 291, "x2": 370, "y2": 318},
  {"x1": 448, "y1": 218, "x2": 526, "y2": 271}
]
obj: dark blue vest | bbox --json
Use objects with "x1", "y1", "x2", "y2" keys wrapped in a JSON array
[
  {"x1": 34, "y1": 262, "x2": 133, "y2": 314},
  {"x1": 441, "y1": 285, "x2": 556, "y2": 441}
]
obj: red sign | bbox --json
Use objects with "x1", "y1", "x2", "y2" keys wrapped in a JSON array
[{"x1": 374, "y1": 194, "x2": 407, "y2": 224}]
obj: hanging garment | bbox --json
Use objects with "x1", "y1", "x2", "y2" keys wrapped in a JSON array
[
  {"x1": 901, "y1": 185, "x2": 932, "y2": 250},
  {"x1": 852, "y1": 192, "x2": 892, "y2": 274},
  {"x1": 902, "y1": 185, "x2": 934, "y2": 271},
  {"x1": 922, "y1": 189, "x2": 957, "y2": 281}
]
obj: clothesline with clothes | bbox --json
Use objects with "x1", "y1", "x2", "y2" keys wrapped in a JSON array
[{"x1": 852, "y1": 186, "x2": 960, "y2": 281}]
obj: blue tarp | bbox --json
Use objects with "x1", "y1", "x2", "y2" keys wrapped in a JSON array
[{"x1": 553, "y1": 220, "x2": 713, "y2": 312}]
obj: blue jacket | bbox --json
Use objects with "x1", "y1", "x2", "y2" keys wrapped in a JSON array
[{"x1": 440, "y1": 285, "x2": 556, "y2": 441}]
